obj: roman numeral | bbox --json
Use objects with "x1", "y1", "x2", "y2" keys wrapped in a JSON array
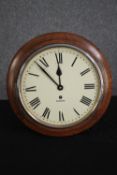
[
  {"x1": 80, "y1": 96, "x2": 92, "y2": 106},
  {"x1": 59, "y1": 111, "x2": 64, "y2": 121},
  {"x1": 71, "y1": 57, "x2": 78, "y2": 67},
  {"x1": 42, "y1": 107, "x2": 50, "y2": 119},
  {"x1": 28, "y1": 73, "x2": 39, "y2": 77},
  {"x1": 55, "y1": 53, "x2": 63, "y2": 64},
  {"x1": 25, "y1": 86, "x2": 37, "y2": 92},
  {"x1": 80, "y1": 68, "x2": 90, "y2": 76},
  {"x1": 73, "y1": 108, "x2": 80, "y2": 116},
  {"x1": 39, "y1": 57, "x2": 49, "y2": 67},
  {"x1": 84, "y1": 84, "x2": 95, "y2": 89},
  {"x1": 29, "y1": 97, "x2": 40, "y2": 109}
]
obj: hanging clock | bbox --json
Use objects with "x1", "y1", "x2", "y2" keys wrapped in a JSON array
[{"x1": 7, "y1": 32, "x2": 112, "y2": 136}]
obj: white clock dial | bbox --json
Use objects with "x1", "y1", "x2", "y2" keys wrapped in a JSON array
[{"x1": 17, "y1": 45, "x2": 102, "y2": 128}]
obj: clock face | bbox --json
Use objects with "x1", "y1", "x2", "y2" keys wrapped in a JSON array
[{"x1": 17, "y1": 45, "x2": 102, "y2": 128}]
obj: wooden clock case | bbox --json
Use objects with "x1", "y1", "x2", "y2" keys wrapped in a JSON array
[{"x1": 7, "y1": 32, "x2": 112, "y2": 136}]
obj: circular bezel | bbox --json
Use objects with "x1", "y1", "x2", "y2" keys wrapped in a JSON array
[
  {"x1": 17, "y1": 44, "x2": 104, "y2": 128},
  {"x1": 7, "y1": 32, "x2": 112, "y2": 136}
]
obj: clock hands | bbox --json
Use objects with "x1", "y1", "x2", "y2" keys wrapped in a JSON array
[
  {"x1": 55, "y1": 54, "x2": 64, "y2": 90},
  {"x1": 35, "y1": 61, "x2": 60, "y2": 90},
  {"x1": 56, "y1": 64, "x2": 63, "y2": 90}
]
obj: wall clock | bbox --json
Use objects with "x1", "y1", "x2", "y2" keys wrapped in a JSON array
[{"x1": 7, "y1": 32, "x2": 112, "y2": 136}]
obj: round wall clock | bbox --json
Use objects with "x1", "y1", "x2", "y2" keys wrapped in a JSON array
[{"x1": 7, "y1": 32, "x2": 112, "y2": 136}]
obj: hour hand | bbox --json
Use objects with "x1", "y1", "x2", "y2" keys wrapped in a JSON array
[
  {"x1": 56, "y1": 65, "x2": 62, "y2": 76},
  {"x1": 55, "y1": 53, "x2": 63, "y2": 76},
  {"x1": 55, "y1": 53, "x2": 63, "y2": 90}
]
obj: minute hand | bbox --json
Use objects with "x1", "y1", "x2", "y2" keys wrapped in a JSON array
[{"x1": 35, "y1": 61, "x2": 59, "y2": 87}]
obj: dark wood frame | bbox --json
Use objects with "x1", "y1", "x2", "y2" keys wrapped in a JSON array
[{"x1": 7, "y1": 32, "x2": 112, "y2": 137}]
